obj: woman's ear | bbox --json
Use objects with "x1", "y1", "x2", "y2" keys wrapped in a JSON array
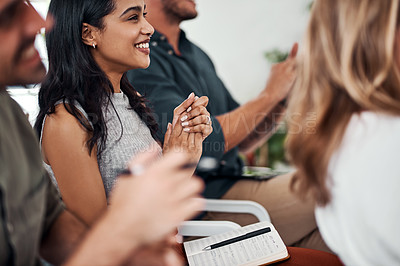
[{"x1": 82, "y1": 23, "x2": 98, "y2": 48}]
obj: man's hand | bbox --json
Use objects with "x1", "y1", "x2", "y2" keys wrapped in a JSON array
[
  {"x1": 64, "y1": 147, "x2": 204, "y2": 265},
  {"x1": 110, "y1": 145, "x2": 205, "y2": 245},
  {"x1": 261, "y1": 43, "x2": 298, "y2": 103},
  {"x1": 123, "y1": 238, "x2": 184, "y2": 266},
  {"x1": 64, "y1": 146, "x2": 204, "y2": 265}
]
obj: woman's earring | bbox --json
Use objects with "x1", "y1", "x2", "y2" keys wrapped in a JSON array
[{"x1": 92, "y1": 43, "x2": 96, "y2": 49}]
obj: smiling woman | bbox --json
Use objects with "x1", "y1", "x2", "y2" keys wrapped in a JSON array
[
  {"x1": 33, "y1": 0, "x2": 212, "y2": 226},
  {"x1": 86, "y1": 0, "x2": 154, "y2": 77}
]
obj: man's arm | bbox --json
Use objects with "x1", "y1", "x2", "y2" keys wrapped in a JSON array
[
  {"x1": 238, "y1": 103, "x2": 286, "y2": 154},
  {"x1": 216, "y1": 45, "x2": 297, "y2": 152},
  {"x1": 215, "y1": 88, "x2": 281, "y2": 153}
]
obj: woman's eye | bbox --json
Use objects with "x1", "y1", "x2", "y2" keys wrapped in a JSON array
[
  {"x1": 128, "y1": 15, "x2": 138, "y2": 21},
  {"x1": 143, "y1": 12, "x2": 148, "y2": 18}
]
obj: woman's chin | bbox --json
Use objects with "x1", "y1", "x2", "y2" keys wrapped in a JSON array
[{"x1": 131, "y1": 62, "x2": 150, "y2": 70}]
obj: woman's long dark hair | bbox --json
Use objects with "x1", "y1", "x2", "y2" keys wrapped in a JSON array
[{"x1": 34, "y1": 0, "x2": 158, "y2": 155}]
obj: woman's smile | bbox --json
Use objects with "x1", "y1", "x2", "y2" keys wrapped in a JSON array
[{"x1": 134, "y1": 39, "x2": 150, "y2": 55}]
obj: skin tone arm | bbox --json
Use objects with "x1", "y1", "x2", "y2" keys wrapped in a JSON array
[
  {"x1": 238, "y1": 102, "x2": 286, "y2": 154},
  {"x1": 123, "y1": 236, "x2": 185, "y2": 266},
  {"x1": 64, "y1": 149, "x2": 204, "y2": 265},
  {"x1": 215, "y1": 43, "x2": 298, "y2": 153},
  {"x1": 43, "y1": 215, "x2": 184, "y2": 266},
  {"x1": 41, "y1": 94, "x2": 211, "y2": 227},
  {"x1": 42, "y1": 104, "x2": 107, "y2": 226},
  {"x1": 40, "y1": 210, "x2": 88, "y2": 265}
]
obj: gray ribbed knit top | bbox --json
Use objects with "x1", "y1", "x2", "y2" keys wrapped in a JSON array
[{"x1": 41, "y1": 92, "x2": 162, "y2": 199}]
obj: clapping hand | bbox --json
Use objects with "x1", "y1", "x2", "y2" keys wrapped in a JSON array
[{"x1": 163, "y1": 93, "x2": 212, "y2": 162}]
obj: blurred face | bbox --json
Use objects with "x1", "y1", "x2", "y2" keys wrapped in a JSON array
[
  {"x1": 161, "y1": 0, "x2": 197, "y2": 21},
  {"x1": 92, "y1": 0, "x2": 154, "y2": 74},
  {"x1": 0, "y1": 0, "x2": 49, "y2": 87}
]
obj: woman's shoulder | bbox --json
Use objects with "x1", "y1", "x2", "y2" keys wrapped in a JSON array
[
  {"x1": 328, "y1": 110, "x2": 400, "y2": 199},
  {"x1": 43, "y1": 103, "x2": 90, "y2": 138},
  {"x1": 343, "y1": 112, "x2": 400, "y2": 145},
  {"x1": 352, "y1": 111, "x2": 400, "y2": 126},
  {"x1": 327, "y1": 111, "x2": 400, "y2": 194}
]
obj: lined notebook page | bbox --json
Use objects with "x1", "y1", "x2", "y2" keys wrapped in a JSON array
[{"x1": 184, "y1": 221, "x2": 288, "y2": 266}]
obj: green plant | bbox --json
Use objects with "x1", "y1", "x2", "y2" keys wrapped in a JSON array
[{"x1": 264, "y1": 49, "x2": 288, "y2": 64}]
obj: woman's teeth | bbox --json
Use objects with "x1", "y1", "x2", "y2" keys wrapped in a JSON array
[{"x1": 135, "y1": 43, "x2": 149, "y2": 49}]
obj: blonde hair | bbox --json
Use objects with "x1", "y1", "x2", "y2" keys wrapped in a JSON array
[{"x1": 286, "y1": 0, "x2": 400, "y2": 205}]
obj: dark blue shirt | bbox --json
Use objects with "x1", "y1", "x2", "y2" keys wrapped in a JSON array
[{"x1": 127, "y1": 30, "x2": 243, "y2": 198}]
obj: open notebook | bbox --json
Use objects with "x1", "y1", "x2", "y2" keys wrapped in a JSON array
[{"x1": 184, "y1": 221, "x2": 289, "y2": 266}]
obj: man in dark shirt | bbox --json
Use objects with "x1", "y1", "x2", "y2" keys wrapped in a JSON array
[
  {"x1": 0, "y1": 0, "x2": 204, "y2": 264},
  {"x1": 127, "y1": 0, "x2": 330, "y2": 252}
]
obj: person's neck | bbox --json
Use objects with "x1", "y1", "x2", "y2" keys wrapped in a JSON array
[
  {"x1": 108, "y1": 73, "x2": 122, "y2": 93},
  {"x1": 149, "y1": 15, "x2": 182, "y2": 55},
  {"x1": 92, "y1": 52, "x2": 122, "y2": 93}
]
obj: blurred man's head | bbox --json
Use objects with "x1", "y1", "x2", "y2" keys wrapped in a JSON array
[
  {"x1": 0, "y1": 0, "x2": 50, "y2": 87},
  {"x1": 160, "y1": 0, "x2": 197, "y2": 22}
]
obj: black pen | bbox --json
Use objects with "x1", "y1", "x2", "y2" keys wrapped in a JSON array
[{"x1": 202, "y1": 227, "x2": 271, "y2": 251}]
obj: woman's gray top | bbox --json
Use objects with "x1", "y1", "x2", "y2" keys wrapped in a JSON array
[{"x1": 41, "y1": 92, "x2": 162, "y2": 199}]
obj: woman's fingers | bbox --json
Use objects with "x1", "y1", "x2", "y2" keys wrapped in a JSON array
[
  {"x1": 182, "y1": 124, "x2": 213, "y2": 136},
  {"x1": 189, "y1": 96, "x2": 209, "y2": 110},
  {"x1": 164, "y1": 117, "x2": 190, "y2": 154},
  {"x1": 179, "y1": 106, "x2": 213, "y2": 139},
  {"x1": 172, "y1": 95, "x2": 208, "y2": 127},
  {"x1": 165, "y1": 95, "x2": 211, "y2": 155},
  {"x1": 181, "y1": 114, "x2": 211, "y2": 128},
  {"x1": 172, "y1": 93, "x2": 195, "y2": 127},
  {"x1": 163, "y1": 123, "x2": 172, "y2": 146},
  {"x1": 184, "y1": 105, "x2": 209, "y2": 120},
  {"x1": 289, "y1": 42, "x2": 299, "y2": 59}
]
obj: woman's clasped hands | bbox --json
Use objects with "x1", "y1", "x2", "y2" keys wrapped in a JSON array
[{"x1": 163, "y1": 92, "x2": 213, "y2": 162}]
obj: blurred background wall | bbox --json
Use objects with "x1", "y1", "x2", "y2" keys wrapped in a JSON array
[{"x1": 181, "y1": 0, "x2": 311, "y2": 104}]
